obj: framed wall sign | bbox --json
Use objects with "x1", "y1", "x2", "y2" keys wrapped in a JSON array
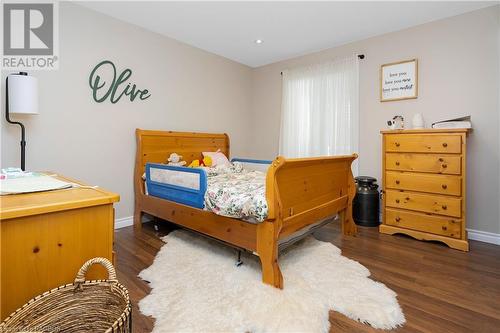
[{"x1": 380, "y1": 59, "x2": 418, "y2": 102}]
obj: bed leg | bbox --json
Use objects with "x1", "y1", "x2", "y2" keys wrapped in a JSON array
[
  {"x1": 134, "y1": 207, "x2": 143, "y2": 231},
  {"x1": 342, "y1": 208, "x2": 357, "y2": 236},
  {"x1": 339, "y1": 210, "x2": 355, "y2": 236},
  {"x1": 236, "y1": 250, "x2": 243, "y2": 267},
  {"x1": 341, "y1": 172, "x2": 357, "y2": 236},
  {"x1": 257, "y1": 221, "x2": 283, "y2": 289}
]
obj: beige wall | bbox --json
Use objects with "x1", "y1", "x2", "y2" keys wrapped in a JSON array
[
  {"x1": 0, "y1": 2, "x2": 253, "y2": 219},
  {"x1": 1, "y1": 4, "x2": 499, "y2": 235},
  {"x1": 249, "y1": 6, "x2": 500, "y2": 234}
]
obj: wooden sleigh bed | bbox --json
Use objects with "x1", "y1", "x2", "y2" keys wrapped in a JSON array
[{"x1": 134, "y1": 129, "x2": 358, "y2": 289}]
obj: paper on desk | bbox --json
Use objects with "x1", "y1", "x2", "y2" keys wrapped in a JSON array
[{"x1": 0, "y1": 175, "x2": 72, "y2": 195}]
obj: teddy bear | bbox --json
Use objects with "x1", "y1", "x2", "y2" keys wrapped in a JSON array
[
  {"x1": 167, "y1": 153, "x2": 186, "y2": 166},
  {"x1": 188, "y1": 156, "x2": 212, "y2": 168},
  {"x1": 202, "y1": 156, "x2": 213, "y2": 167}
]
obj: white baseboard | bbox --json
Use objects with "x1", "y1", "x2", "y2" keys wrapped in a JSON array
[
  {"x1": 115, "y1": 216, "x2": 134, "y2": 229},
  {"x1": 467, "y1": 229, "x2": 500, "y2": 245},
  {"x1": 113, "y1": 216, "x2": 500, "y2": 246}
]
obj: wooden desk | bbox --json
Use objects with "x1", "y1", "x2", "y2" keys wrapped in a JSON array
[{"x1": 0, "y1": 174, "x2": 119, "y2": 320}]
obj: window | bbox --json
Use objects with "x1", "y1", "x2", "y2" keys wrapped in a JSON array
[{"x1": 279, "y1": 55, "x2": 359, "y2": 172}]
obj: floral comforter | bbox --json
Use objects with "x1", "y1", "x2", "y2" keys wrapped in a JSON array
[{"x1": 204, "y1": 163, "x2": 268, "y2": 222}]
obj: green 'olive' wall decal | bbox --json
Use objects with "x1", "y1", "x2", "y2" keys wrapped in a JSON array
[{"x1": 89, "y1": 60, "x2": 151, "y2": 103}]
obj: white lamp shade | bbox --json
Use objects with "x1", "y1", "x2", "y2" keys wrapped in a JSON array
[{"x1": 8, "y1": 74, "x2": 39, "y2": 115}]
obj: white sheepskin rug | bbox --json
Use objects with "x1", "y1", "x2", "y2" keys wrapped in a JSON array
[{"x1": 139, "y1": 230, "x2": 405, "y2": 332}]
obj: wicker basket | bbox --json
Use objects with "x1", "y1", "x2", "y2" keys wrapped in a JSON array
[{"x1": 0, "y1": 258, "x2": 131, "y2": 333}]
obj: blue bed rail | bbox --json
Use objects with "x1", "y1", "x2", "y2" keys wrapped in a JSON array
[
  {"x1": 231, "y1": 158, "x2": 272, "y2": 172},
  {"x1": 231, "y1": 158, "x2": 273, "y2": 164},
  {"x1": 145, "y1": 163, "x2": 207, "y2": 209}
]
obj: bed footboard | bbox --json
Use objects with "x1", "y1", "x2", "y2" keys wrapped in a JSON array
[
  {"x1": 257, "y1": 154, "x2": 358, "y2": 288},
  {"x1": 267, "y1": 155, "x2": 358, "y2": 235}
]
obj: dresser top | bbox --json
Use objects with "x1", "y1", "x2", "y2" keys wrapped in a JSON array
[
  {"x1": 380, "y1": 128, "x2": 471, "y2": 134},
  {"x1": 0, "y1": 173, "x2": 119, "y2": 220}
]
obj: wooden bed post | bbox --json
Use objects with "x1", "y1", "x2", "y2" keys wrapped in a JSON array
[
  {"x1": 256, "y1": 157, "x2": 284, "y2": 289},
  {"x1": 134, "y1": 203, "x2": 143, "y2": 231},
  {"x1": 256, "y1": 221, "x2": 283, "y2": 289},
  {"x1": 341, "y1": 168, "x2": 357, "y2": 236}
]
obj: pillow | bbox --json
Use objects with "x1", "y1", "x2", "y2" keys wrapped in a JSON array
[{"x1": 203, "y1": 150, "x2": 231, "y2": 167}]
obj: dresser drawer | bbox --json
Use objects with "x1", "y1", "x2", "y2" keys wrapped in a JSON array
[
  {"x1": 385, "y1": 134, "x2": 461, "y2": 153},
  {"x1": 385, "y1": 189, "x2": 462, "y2": 217},
  {"x1": 386, "y1": 171, "x2": 461, "y2": 196},
  {"x1": 386, "y1": 153, "x2": 461, "y2": 175},
  {"x1": 386, "y1": 208, "x2": 461, "y2": 238}
]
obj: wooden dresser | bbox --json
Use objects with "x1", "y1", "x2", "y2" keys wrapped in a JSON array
[
  {"x1": 380, "y1": 129, "x2": 469, "y2": 251},
  {"x1": 0, "y1": 173, "x2": 119, "y2": 320}
]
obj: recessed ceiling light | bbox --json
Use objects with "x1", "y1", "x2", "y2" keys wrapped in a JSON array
[{"x1": 254, "y1": 39, "x2": 263, "y2": 44}]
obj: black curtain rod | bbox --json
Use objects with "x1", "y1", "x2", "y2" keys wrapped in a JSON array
[{"x1": 280, "y1": 54, "x2": 365, "y2": 75}]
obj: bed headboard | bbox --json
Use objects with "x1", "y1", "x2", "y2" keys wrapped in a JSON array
[{"x1": 134, "y1": 129, "x2": 230, "y2": 194}]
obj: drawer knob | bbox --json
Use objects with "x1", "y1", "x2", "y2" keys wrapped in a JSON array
[
  {"x1": 395, "y1": 217, "x2": 401, "y2": 222},
  {"x1": 442, "y1": 184, "x2": 448, "y2": 189},
  {"x1": 442, "y1": 205, "x2": 448, "y2": 210},
  {"x1": 439, "y1": 158, "x2": 444, "y2": 162},
  {"x1": 395, "y1": 180, "x2": 400, "y2": 185},
  {"x1": 395, "y1": 161, "x2": 400, "y2": 166},
  {"x1": 442, "y1": 226, "x2": 448, "y2": 231},
  {"x1": 395, "y1": 142, "x2": 400, "y2": 147},
  {"x1": 395, "y1": 199, "x2": 400, "y2": 203},
  {"x1": 442, "y1": 164, "x2": 448, "y2": 168},
  {"x1": 442, "y1": 142, "x2": 448, "y2": 147}
]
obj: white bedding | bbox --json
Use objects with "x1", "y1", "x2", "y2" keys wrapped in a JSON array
[{"x1": 204, "y1": 163, "x2": 268, "y2": 222}]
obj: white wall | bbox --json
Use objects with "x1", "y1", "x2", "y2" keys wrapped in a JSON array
[
  {"x1": 249, "y1": 6, "x2": 500, "y2": 234},
  {"x1": 0, "y1": 2, "x2": 253, "y2": 219}
]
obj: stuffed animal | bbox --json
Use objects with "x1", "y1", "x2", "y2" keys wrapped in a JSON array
[
  {"x1": 202, "y1": 156, "x2": 213, "y2": 167},
  {"x1": 167, "y1": 153, "x2": 186, "y2": 166},
  {"x1": 188, "y1": 156, "x2": 213, "y2": 168}
]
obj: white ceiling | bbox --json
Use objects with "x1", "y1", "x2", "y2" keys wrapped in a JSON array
[{"x1": 78, "y1": 1, "x2": 497, "y2": 68}]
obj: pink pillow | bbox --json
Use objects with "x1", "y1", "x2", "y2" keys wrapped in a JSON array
[{"x1": 203, "y1": 150, "x2": 230, "y2": 166}]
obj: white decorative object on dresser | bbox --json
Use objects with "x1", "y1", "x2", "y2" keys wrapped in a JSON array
[
  {"x1": 379, "y1": 129, "x2": 470, "y2": 251},
  {"x1": 411, "y1": 113, "x2": 424, "y2": 129}
]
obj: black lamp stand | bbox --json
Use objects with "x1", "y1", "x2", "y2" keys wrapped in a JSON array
[{"x1": 5, "y1": 72, "x2": 27, "y2": 171}]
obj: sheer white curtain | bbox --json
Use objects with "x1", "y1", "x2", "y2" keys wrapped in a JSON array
[{"x1": 279, "y1": 55, "x2": 359, "y2": 172}]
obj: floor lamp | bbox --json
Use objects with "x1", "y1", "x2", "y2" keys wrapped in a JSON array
[{"x1": 5, "y1": 72, "x2": 39, "y2": 171}]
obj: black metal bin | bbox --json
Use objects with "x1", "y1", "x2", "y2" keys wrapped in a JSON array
[{"x1": 353, "y1": 176, "x2": 380, "y2": 227}]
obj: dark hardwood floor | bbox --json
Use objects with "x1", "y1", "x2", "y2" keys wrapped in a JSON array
[{"x1": 115, "y1": 221, "x2": 500, "y2": 332}]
